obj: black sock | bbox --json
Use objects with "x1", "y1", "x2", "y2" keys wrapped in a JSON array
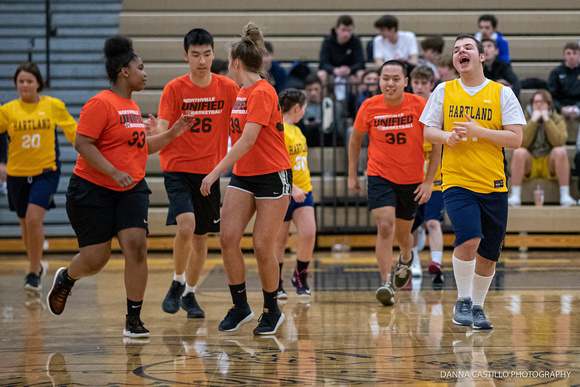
[
  {"x1": 127, "y1": 299, "x2": 143, "y2": 317},
  {"x1": 263, "y1": 289, "x2": 279, "y2": 314},
  {"x1": 62, "y1": 268, "x2": 76, "y2": 284},
  {"x1": 229, "y1": 283, "x2": 248, "y2": 308},
  {"x1": 296, "y1": 259, "x2": 309, "y2": 273},
  {"x1": 278, "y1": 263, "x2": 284, "y2": 283}
]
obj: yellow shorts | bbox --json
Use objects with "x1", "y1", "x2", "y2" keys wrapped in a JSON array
[{"x1": 526, "y1": 156, "x2": 556, "y2": 180}]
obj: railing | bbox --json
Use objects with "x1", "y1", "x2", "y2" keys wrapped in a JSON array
[{"x1": 309, "y1": 79, "x2": 376, "y2": 235}]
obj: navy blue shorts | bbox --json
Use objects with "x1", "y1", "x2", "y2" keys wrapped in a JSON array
[
  {"x1": 283, "y1": 191, "x2": 314, "y2": 221},
  {"x1": 66, "y1": 174, "x2": 151, "y2": 248},
  {"x1": 163, "y1": 172, "x2": 220, "y2": 235},
  {"x1": 443, "y1": 186, "x2": 508, "y2": 262},
  {"x1": 228, "y1": 169, "x2": 292, "y2": 199},
  {"x1": 367, "y1": 175, "x2": 419, "y2": 221},
  {"x1": 7, "y1": 169, "x2": 60, "y2": 218},
  {"x1": 411, "y1": 190, "x2": 445, "y2": 231}
]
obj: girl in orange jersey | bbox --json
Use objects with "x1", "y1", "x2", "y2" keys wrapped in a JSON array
[
  {"x1": 274, "y1": 89, "x2": 316, "y2": 299},
  {"x1": 201, "y1": 22, "x2": 292, "y2": 335},
  {"x1": 47, "y1": 36, "x2": 193, "y2": 338},
  {"x1": 0, "y1": 62, "x2": 77, "y2": 292}
]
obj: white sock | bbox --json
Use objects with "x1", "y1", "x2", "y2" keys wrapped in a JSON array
[
  {"x1": 431, "y1": 251, "x2": 443, "y2": 265},
  {"x1": 560, "y1": 185, "x2": 571, "y2": 198},
  {"x1": 452, "y1": 255, "x2": 475, "y2": 299},
  {"x1": 183, "y1": 283, "x2": 196, "y2": 296},
  {"x1": 472, "y1": 272, "x2": 495, "y2": 307},
  {"x1": 510, "y1": 186, "x2": 521, "y2": 200},
  {"x1": 173, "y1": 272, "x2": 186, "y2": 285}
]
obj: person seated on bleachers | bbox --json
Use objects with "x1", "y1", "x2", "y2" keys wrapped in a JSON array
[
  {"x1": 372, "y1": 15, "x2": 418, "y2": 68},
  {"x1": 474, "y1": 14, "x2": 510, "y2": 63},
  {"x1": 482, "y1": 38, "x2": 521, "y2": 98},
  {"x1": 347, "y1": 69, "x2": 379, "y2": 117},
  {"x1": 508, "y1": 90, "x2": 577, "y2": 207},
  {"x1": 547, "y1": 42, "x2": 580, "y2": 117},
  {"x1": 211, "y1": 59, "x2": 230, "y2": 77},
  {"x1": 433, "y1": 55, "x2": 458, "y2": 88},
  {"x1": 263, "y1": 41, "x2": 288, "y2": 94},
  {"x1": 298, "y1": 74, "x2": 346, "y2": 147},
  {"x1": 418, "y1": 35, "x2": 444, "y2": 81},
  {"x1": 317, "y1": 15, "x2": 365, "y2": 100}
]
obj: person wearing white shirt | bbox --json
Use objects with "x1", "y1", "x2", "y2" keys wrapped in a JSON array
[{"x1": 373, "y1": 15, "x2": 418, "y2": 68}]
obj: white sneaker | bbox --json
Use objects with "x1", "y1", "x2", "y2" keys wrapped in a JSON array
[
  {"x1": 560, "y1": 194, "x2": 578, "y2": 207},
  {"x1": 507, "y1": 195, "x2": 521, "y2": 207},
  {"x1": 411, "y1": 254, "x2": 423, "y2": 277}
]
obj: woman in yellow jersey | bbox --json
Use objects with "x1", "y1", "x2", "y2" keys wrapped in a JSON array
[
  {"x1": 275, "y1": 89, "x2": 316, "y2": 298},
  {"x1": 0, "y1": 62, "x2": 76, "y2": 291}
]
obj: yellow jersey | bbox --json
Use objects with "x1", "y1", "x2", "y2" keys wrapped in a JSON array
[
  {"x1": 284, "y1": 123, "x2": 312, "y2": 192},
  {"x1": 423, "y1": 141, "x2": 442, "y2": 191},
  {"x1": 442, "y1": 80, "x2": 506, "y2": 193},
  {"x1": 0, "y1": 96, "x2": 76, "y2": 176}
]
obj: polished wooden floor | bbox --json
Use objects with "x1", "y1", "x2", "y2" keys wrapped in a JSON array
[{"x1": 1, "y1": 249, "x2": 579, "y2": 386}]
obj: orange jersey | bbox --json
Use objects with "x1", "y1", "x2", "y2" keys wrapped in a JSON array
[
  {"x1": 74, "y1": 90, "x2": 147, "y2": 191},
  {"x1": 354, "y1": 93, "x2": 426, "y2": 184},
  {"x1": 229, "y1": 79, "x2": 290, "y2": 176},
  {"x1": 158, "y1": 74, "x2": 239, "y2": 173}
]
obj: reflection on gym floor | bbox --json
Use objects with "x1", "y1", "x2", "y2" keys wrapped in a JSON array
[{"x1": 1, "y1": 250, "x2": 579, "y2": 385}]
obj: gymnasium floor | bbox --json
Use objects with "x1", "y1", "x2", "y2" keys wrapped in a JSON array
[{"x1": 1, "y1": 249, "x2": 579, "y2": 386}]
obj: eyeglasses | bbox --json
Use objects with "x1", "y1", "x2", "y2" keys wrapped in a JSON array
[{"x1": 532, "y1": 100, "x2": 547, "y2": 104}]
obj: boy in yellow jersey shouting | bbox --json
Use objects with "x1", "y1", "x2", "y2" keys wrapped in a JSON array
[{"x1": 421, "y1": 35, "x2": 525, "y2": 329}]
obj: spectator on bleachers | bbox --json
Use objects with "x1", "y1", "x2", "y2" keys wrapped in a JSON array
[
  {"x1": 547, "y1": 42, "x2": 580, "y2": 116},
  {"x1": 474, "y1": 14, "x2": 510, "y2": 63},
  {"x1": 0, "y1": 62, "x2": 77, "y2": 292},
  {"x1": 299, "y1": 74, "x2": 345, "y2": 147},
  {"x1": 211, "y1": 59, "x2": 230, "y2": 77},
  {"x1": 372, "y1": 15, "x2": 418, "y2": 68},
  {"x1": 347, "y1": 69, "x2": 379, "y2": 117},
  {"x1": 434, "y1": 55, "x2": 458, "y2": 88},
  {"x1": 508, "y1": 90, "x2": 577, "y2": 207},
  {"x1": 410, "y1": 65, "x2": 435, "y2": 101},
  {"x1": 418, "y1": 35, "x2": 444, "y2": 81},
  {"x1": 482, "y1": 38, "x2": 521, "y2": 98},
  {"x1": 317, "y1": 15, "x2": 365, "y2": 99},
  {"x1": 263, "y1": 41, "x2": 288, "y2": 94}
]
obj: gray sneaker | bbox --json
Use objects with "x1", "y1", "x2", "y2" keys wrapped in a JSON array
[
  {"x1": 452, "y1": 297, "x2": 473, "y2": 326},
  {"x1": 393, "y1": 252, "x2": 413, "y2": 289},
  {"x1": 375, "y1": 281, "x2": 395, "y2": 306},
  {"x1": 471, "y1": 305, "x2": 493, "y2": 330}
]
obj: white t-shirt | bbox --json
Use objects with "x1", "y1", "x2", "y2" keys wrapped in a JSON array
[
  {"x1": 420, "y1": 79, "x2": 526, "y2": 128},
  {"x1": 373, "y1": 30, "x2": 418, "y2": 62}
]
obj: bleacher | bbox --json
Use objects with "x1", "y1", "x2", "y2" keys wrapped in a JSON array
[{"x1": 1, "y1": 0, "x2": 580, "y2": 253}]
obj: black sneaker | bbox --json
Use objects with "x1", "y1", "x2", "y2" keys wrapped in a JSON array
[
  {"x1": 25, "y1": 265, "x2": 45, "y2": 292},
  {"x1": 393, "y1": 252, "x2": 413, "y2": 289},
  {"x1": 123, "y1": 314, "x2": 150, "y2": 338},
  {"x1": 291, "y1": 268, "x2": 311, "y2": 296},
  {"x1": 162, "y1": 280, "x2": 185, "y2": 314},
  {"x1": 218, "y1": 305, "x2": 254, "y2": 332},
  {"x1": 253, "y1": 310, "x2": 285, "y2": 335},
  {"x1": 180, "y1": 293, "x2": 205, "y2": 318},
  {"x1": 47, "y1": 267, "x2": 74, "y2": 316}
]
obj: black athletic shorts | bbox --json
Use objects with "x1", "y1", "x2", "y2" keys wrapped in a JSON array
[
  {"x1": 163, "y1": 171, "x2": 220, "y2": 235},
  {"x1": 367, "y1": 175, "x2": 419, "y2": 221},
  {"x1": 65, "y1": 174, "x2": 151, "y2": 248},
  {"x1": 228, "y1": 169, "x2": 292, "y2": 199}
]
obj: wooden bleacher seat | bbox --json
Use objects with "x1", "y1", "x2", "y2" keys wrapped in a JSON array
[{"x1": 123, "y1": 0, "x2": 580, "y2": 12}]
